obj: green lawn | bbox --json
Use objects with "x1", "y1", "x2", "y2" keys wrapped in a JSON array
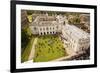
[{"x1": 33, "y1": 35, "x2": 67, "y2": 62}]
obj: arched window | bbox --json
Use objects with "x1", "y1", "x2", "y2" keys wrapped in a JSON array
[
  {"x1": 47, "y1": 32, "x2": 49, "y2": 34},
  {"x1": 53, "y1": 31, "x2": 54, "y2": 34},
  {"x1": 46, "y1": 27, "x2": 48, "y2": 30},
  {"x1": 44, "y1": 32, "x2": 45, "y2": 35},
  {"x1": 43, "y1": 28, "x2": 45, "y2": 31},
  {"x1": 63, "y1": 21, "x2": 65, "y2": 25},
  {"x1": 41, "y1": 32, "x2": 42, "y2": 35},
  {"x1": 50, "y1": 27, "x2": 51, "y2": 30},
  {"x1": 40, "y1": 28, "x2": 42, "y2": 31},
  {"x1": 56, "y1": 26, "x2": 58, "y2": 29},
  {"x1": 53, "y1": 27, "x2": 54, "y2": 30}
]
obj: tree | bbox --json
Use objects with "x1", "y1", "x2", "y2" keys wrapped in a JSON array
[{"x1": 21, "y1": 29, "x2": 30, "y2": 53}]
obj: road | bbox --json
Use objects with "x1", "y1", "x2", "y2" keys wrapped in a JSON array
[{"x1": 28, "y1": 38, "x2": 38, "y2": 60}]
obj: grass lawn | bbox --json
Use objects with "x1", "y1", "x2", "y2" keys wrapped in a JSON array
[
  {"x1": 33, "y1": 35, "x2": 67, "y2": 62},
  {"x1": 21, "y1": 37, "x2": 34, "y2": 63}
]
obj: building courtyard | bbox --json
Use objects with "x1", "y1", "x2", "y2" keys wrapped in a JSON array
[
  {"x1": 21, "y1": 10, "x2": 90, "y2": 63},
  {"x1": 34, "y1": 35, "x2": 67, "y2": 62}
]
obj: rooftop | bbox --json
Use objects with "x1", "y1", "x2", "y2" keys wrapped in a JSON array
[{"x1": 63, "y1": 24, "x2": 89, "y2": 40}]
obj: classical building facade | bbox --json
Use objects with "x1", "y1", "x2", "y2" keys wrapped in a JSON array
[
  {"x1": 61, "y1": 24, "x2": 90, "y2": 54},
  {"x1": 29, "y1": 14, "x2": 66, "y2": 35}
]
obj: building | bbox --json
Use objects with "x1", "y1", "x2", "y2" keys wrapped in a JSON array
[
  {"x1": 61, "y1": 24, "x2": 90, "y2": 54},
  {"x1": 29, "y1": 14, "x2": 66, "y2": 35},
  {"x1": 29, "y1": 13, "x2": 90, "y2": 54},
  {"x1": 21, "y1": 10, "x2": 28, "y2": 28}
]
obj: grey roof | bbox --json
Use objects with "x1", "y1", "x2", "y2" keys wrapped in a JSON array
[
  {"x1": 30, "y1": 15, "x2": 58, "y2": 26},
  {"x1": 63, "y1": 24, "x2": 90, "y2": 40}
]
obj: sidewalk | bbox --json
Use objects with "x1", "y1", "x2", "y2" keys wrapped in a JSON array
[{"x1": 28, "y1": 38, "x2": 38, "y2": 60}]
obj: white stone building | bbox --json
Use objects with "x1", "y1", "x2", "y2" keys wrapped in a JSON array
[
  {"x1": 29, "y1": 14, "x2": 66, "y2": 35},
  {"x1": 61, "y1": 24, "x2": 90, "y2": 54}
]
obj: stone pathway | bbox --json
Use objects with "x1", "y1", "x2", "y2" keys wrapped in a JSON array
[{"x1": 28, "y1": 38, "x2": 38, "y2": 60}]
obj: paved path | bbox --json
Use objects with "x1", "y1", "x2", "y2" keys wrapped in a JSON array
[{"x1": 28, "y1": 38, "x2": 38, "y2": 60}]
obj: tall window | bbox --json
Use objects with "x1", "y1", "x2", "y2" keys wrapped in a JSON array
[
  {"x1": 56, "y1": 26, "x2": 58, "y2": 29},
  {"x1": 43, "y1": 28, "x2": 45, "y2": 31},
  {"x1": 53, "y1": 27, "x2": 54, "y2": 30},
  {"x1": 46, "y1": 27, "x2": 48, "y2": 30},
  {"x1": 40, "y1": 28, "x2": 42, "y2": 31},
  {"x1": 50, "y1": 27, "x2": 51, "y2": 30},
  {"x1": 53, "y1": 31, "x2": 54, "y2": 34}
]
